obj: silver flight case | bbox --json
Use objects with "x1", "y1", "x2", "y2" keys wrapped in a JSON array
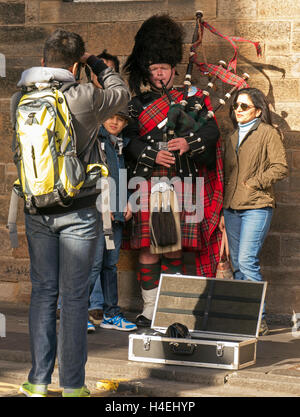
[{"x1": 128, "y1": 274, "x2": 267, "y2": 370}]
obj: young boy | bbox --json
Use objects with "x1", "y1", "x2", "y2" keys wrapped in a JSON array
[{"x1": 87, "y1": 110, "x2": 137, "y2": 331}]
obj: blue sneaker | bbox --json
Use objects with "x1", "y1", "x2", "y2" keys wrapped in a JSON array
[
  {"x1": 87, "y1": 320, "x2": 95, "y2": 333},
  {"x1": 100, "y1": 313, "x2": 137, "y2": 332}
]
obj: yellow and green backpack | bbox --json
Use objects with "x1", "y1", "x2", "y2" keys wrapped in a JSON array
[{"x1": 12, "y1": 82, "x2": 107, "y2": 213}]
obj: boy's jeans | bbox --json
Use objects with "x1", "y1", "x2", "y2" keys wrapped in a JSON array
[
  {"x1": 25, "y1": 207, "x2": 100, "y2": 388},
  {"x1": 89, "y1": 277, "x2": 104, "y2": 311},
  {"x1": 88, "y1": 221, "x2": 123, "y2": 318},
  {"x1": 224, "y1": 207, "x2": 273, "y2": 317}
]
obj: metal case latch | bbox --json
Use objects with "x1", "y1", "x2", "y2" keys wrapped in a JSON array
[
  {"x1": 216, "y1": 342, "x2": 224, "y2": 357},
  {"x1": 143, "y1": 337, "x2": 151, "y2": 351}
]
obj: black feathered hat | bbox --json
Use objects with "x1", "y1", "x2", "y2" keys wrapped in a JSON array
[{"x1": 123, "y1": 14, "x2": 184, "y2": 95}]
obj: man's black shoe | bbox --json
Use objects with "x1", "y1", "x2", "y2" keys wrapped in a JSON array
[{"x1": 135, "y1": 315, "x2": 151, "y2": 328}]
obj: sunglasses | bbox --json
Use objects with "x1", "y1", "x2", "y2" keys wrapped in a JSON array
[{"x1": 233, "y1": 102, "x2": 255, "y2": 111}]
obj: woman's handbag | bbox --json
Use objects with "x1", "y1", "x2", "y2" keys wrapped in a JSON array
[{"x1": 216, "y1": 229, "x2": 234, "y2": 279}]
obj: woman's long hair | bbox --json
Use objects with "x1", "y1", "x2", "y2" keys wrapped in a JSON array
[{"x1": 229, "y1": 87, "x2": 273, "y2": 129}]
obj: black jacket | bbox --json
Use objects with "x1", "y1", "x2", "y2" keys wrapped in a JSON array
[{"x1": 123, "y1": 88, "x2": 220, "y2": 179}]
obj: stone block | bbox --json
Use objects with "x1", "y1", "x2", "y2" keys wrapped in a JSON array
[
  {"x1": 292, "y1": 32, "x2": 300, "y2": 53},
  {"x1": 247, "y1": 77, "x2": 299, "y2": 102},
  {"x1": 12, "y1": 232, "x2": 29, "y2": 259},
  {"x1": 0, "y1": 164, "x2": 4, "y2": 184},
  {"x1": 265, "y1": 282, "x2": 300, "y2": 315},
  {"x1": 0, "y1": 3, "x2": 25, "y2": 25},
  {"x1": 290, "y1": 174, "x2": 300, "y2": 191},
  {"x1": 265, "y1": 55, "x2": 299, "y2": 79},
  {"x1": 292, "y1": 151, "x2": 300, "y2": 170},
  {"x1": 40, "y1": 1, "x2": 168, "y2": 23},
  {"x1": 273, "y1": 177, "x2": 290, "y2": 193},
  {"x1": 118, "y1": 270, "x2": 142, "y2": 313},
  {"x1": 169, "y1": 0, "x2": 216, "y2": 20},
  {"x1": 275, "y1": 191, "x2": 300, "y2": 206},
  {"x1": 0, "y1": 26, "x2": 48, "y2": 56},
  {"x1": 117, "y1": 249, "x2": 138, "y2": 272},
  {"x1": 258, "y1": 0, "x2": 300, "y2": 18},
  {"x1": 0, "y1": 257, "x2": 30, "y2": 283},
  {"x1": 260, "y1": 233, "x2": 281, "y2": 268},
  {"x1": 235, "y1": 21, "x2": 291, "y2": 43},
  {"x1": 272, "y1": 103, "x2": 300, "y2": 131},
  {"x1": 283, "y1": 131, "x2": 300, "y2": 150},
  {"x1": 0, "y1": 282, "x2": 20, "y2": 302},
  {"x1": 0, "y1": 112, "x2": 14, "y2": 162},
  {"x1": 0, "y1": 68, "x2": 22, "y2": 99},
  {"x1": 271, "y1": 206, "x2": 300, "y2": 233},
  {"x1": 217, "y1": 0, "x2": 257, "y2": 19},
  {"x1": 16, "y1": 281, "x2": 31, "y2": 304},
  {"x1": 0, "y1": 228, "x2": 13, "y2": 254},
  {"x1": 266, "y1": 42, "x2": 290, "y2": 56},
  {"x1": 25, "y1": 0, "x2": 40, "y2": 25},
  {"x1": 88, "y1": 22, "x2": 141, "y2": 56},
  {"x1": 281, "y1": 235, "x2": 300, "y2": 267},
  {"x1": 0, "y1": 100, "x2": 10, "y2": 113}
]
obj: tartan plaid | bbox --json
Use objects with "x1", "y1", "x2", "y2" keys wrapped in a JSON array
[
  {"x1": 201, "y1": 21, "x2": 261, "y2": 73},
  {"x1": 191, "y1": 20, "x2": 262, "y2": 90},
  {"x1": 139, "y1": 89, "x2": 185, "y2": 137},
  {"x1": 123, "y1": 88, "x2": 224, "y2": 276},
  {"x1": 193, "y1": 61, "x2": 249, "y2": 89}
]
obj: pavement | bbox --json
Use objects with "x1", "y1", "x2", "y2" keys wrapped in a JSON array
[{"x1": 0, "y1": 301, "x2": 300, "y2": 400}]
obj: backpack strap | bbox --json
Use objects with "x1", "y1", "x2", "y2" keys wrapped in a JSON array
[{"x1": 7, "y1": 189, "x2": 19, "y2": 248}]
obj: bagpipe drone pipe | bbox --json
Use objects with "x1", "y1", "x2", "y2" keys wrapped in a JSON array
[{"x1": 163, "y1": 10, "x2": 261, "y2": 142}]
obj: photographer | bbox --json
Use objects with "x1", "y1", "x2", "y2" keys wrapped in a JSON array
[{"x1": 13, "y1": 28, "x2": 130, "y2": 397}]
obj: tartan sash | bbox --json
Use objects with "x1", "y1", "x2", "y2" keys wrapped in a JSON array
[{"x1": 138, "y1": 89, "x2": 205, "y2": 137}]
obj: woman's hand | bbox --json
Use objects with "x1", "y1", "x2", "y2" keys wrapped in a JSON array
[
  {"x1": 124, "y1": 202, "x2": 133, "y2": 222},
  {"x1": 218, "y1": 214, "x2": 225, "y2": 232}
]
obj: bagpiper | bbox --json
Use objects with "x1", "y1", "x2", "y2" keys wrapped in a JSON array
[{"x1": 123, "y1": 14, "x2": 223, "y2": 327}]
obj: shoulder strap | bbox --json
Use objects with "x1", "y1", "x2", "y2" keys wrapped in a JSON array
[
  {"x1": 59, "y1": 81, "x2": 78, "y2": 93},
  {"x1": 11, "y1": 91, "x2": 23, "y2": 154}
]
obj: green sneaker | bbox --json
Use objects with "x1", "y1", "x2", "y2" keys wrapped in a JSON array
[
  {"x1": 62, "y1": 385, "x2": 90, "y2": 397},
  {"x1": 19, "y1": 381, "x2": 48, "y2": 397}
]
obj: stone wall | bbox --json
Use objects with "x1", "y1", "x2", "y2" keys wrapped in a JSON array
[{"x1": 0, "y1": 0, "x2": 299, "y2": 319}]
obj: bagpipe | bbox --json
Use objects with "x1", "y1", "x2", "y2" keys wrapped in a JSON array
[
  {"x1": 163, "y1": 10, "x2": 260, "y2": 140},
  {"x1": 150, "y1": 11, "x2": 261, "y2": 253}
]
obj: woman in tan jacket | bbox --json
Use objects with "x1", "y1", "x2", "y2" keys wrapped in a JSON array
[{"x1": 220, "y1": 87, "x2": 288, "y2": 335}]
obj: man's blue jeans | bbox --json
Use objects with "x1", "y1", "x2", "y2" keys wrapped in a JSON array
[
  {"x1": 88, "y1": 221, "x2": 123, "y2": 318},
  {"x1": 25, "y1": 207, "x2": 100, "y2": 388},
  {"x1": 224, "y1": 207, "x2": 273, "y2": 316}
]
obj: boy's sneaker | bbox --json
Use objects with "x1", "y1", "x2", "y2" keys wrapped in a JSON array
[
  {"x1": 100, "y1": 313, "x2": 137, "y2": 332},
  {"x1": 89, "y1": 309, "x2": 103, "y2": 325},
  {"x1": 19, "y1": 381, "x2": 48, "y2": 397},
  {"x1": 62, "y1": 385, "x2": 90, "y2": 397},
  {"x1": 87, "y1": 320, "x2": 96, "y2": 333}
]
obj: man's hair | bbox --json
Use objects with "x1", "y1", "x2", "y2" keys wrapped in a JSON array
[
  {"x1": 43, "y1": 28, "x2": 85, "y2": 69},
  {"x1": 97, "y1": 49, "x2": 120, "y2": 73}
]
